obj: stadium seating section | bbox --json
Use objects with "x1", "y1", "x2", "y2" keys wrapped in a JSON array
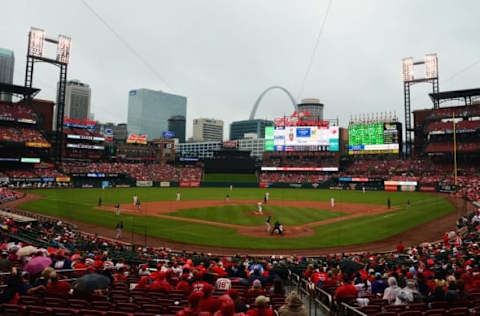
[
  {"x1": 0, "y1": 127, "x2": 49, "y2": 145},
  {"x1": 0, "y1": 199, "x2": 479, "y2": 315},
  {"x1": 0, "y1": 102, "x2": 36, "y2": 121}
]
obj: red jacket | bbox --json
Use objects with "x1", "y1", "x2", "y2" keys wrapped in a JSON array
[
  {"x1": 334, "y1": 283, "x2": 358, "y2": 301},
  {"x1": 246, "y1": 308, "x2": 275, "y2": 316}
]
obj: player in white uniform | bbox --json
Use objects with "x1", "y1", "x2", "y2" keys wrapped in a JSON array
[
  {"x1": 257, "y1": 202, "x2": 263, "y2": 214},
  {"x1": 330, "y1": 197, "x2": 335, "y2": 208},
  {"x1": 176, "y1": 192, "x2": 181, "y2": 201},
  {"x1": 133, "y1": 195, "x2": 138, "y2": 207}
]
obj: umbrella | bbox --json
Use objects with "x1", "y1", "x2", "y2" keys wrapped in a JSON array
[
  {"x1": 24, "y1": 256, "x2": 52, "y2": 275},
  {"x1": 73, "y1": 273, "x2": 111, "y2": 292},
  {"x1": 17, "y1": 246, "x2": 38, "y2": 257},
  {"x1": 340, "y1": 259, "x2": 363, "y2": 277}
]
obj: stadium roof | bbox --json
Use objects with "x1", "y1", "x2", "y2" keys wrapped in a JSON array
[
  {"x1": 429, "y1": 88, "x2": 480, "y2": 104},
  {"x1": 0, "y1": 83, "x2": 40, "y2": 99}
]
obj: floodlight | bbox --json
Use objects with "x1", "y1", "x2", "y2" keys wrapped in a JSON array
[
  {"x1": 28, "y1": 27, "x2": 45, "y2": 57},
  {"x1": 402, "y1": 57, "x2": 414, "y2": 81},
  {"x1": 424, "y1": 53, "x2": 438, "y2": 79},
  {"x1": 56, "y1": 35, "x2": 72, "y2": 64}
]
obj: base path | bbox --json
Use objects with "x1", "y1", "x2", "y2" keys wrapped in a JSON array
[
  {"x1": 4, "y1": 194, "x2": 469, "y2": 256},
  {"x1": 99, "y1": 200, "x2": 395, "y2": 238}
]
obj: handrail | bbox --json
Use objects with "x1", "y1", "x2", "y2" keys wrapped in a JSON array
[
  {"x1": 340, "y1": 302, "x2": 367, "y2": 316},
  {"x1": 316, "y1": 285, "x2": 333, "y2": 310}
]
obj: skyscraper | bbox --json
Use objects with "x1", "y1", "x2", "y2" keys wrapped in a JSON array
[
  {"x1": 229, "y1": 119, "x2": 274, "y2": 140},
  {"x1": 297, "y1": 98, "x2": 324, "y2": 121},
  {"x1": 61, "y1": 79, "x2": 91, "y2": 120},
  {"x1": 168, "y1": 115, "x2": 186, "y2": 143},
  {"x1": 0, "y1": 48, "x2": 14, "y2": 102},
  {"x1": 192, "y1": 118, "x2": 223, "y2": 142},
  {"x1": 127, "y1": 89, "x2": 187, "y2": 140}
]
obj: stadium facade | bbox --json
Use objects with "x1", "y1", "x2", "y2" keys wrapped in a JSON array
[{"x1": 127, "y1": 89, "x2": 187, "y2": 140}]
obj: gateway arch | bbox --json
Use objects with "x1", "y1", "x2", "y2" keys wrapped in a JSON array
[{"x1": 249, "y1": 86, "x2": 298, "y2": 120}]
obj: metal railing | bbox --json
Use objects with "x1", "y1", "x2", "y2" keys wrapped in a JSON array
[{"x1": 289, "y1": 271, "x2": 333, "y2": 316}]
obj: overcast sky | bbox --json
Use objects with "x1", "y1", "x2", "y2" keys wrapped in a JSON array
[{"x1": 1, "y1": 0, "x2": 479, "y2": 139}]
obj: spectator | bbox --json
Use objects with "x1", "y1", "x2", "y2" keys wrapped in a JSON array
[
  {"x1": 45, "y1": 271, "x2": 71, "y2": 298},
  {"x1": 334, "y1": 278, "x2": 357, "y2": 303},
  {"x1": 246, "y1": 295, "x2": 274, "y2": 316},
  {"x1": 383, "y1": 277, "x2": 401, "y2": 304},
  {"x1": 371, "y1": 273, "x2": 388, "y2": 296},
  {"x1": 278, "y1": 291, "x2": 307, "y2": 316}
]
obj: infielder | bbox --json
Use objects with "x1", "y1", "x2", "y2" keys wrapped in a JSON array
[
  {"x1": 330, "y1": 197, "x2": 335, "y2": 208},
  {"x1": 257, "y1": 201, "x2": 263, "y2": 214},
  {"x1": 176, "y1": 192, "x2": 181, "y2": 201}
]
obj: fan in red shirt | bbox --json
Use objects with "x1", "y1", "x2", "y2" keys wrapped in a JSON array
[
  {"x1": 199, "y1": 284, "x2": 221, "y2": 313},
  {"x1": 177, "y1": 291, "x2": 204, "y2": 316},
  {"x1": 246, "y1": 295, "x2": 274, "y2": 316},
  {"x1": 334, "y1": 279, "x2": 358, "y2": 303},
  {"x1": 397, "y1": 241, "x2": 405, "y2": 253},
  {"x1": 192, "y1": 272, "x2": 210, "y2": 292},
  {"x1": 46, "y1": 271, "x2": 71, "y2": 297},
  {"x1": 176, "y1": 273, "x2": 192, "y2": 294},
  {"x1": 248, "y1": 279, "x2": 265, "y2": 296},
  {"x1": 149, "y1": 271, "x2": 171, "y2": 292},
  {"x1": 113, "y1": 267, "x2": 127, "y2": 283}
]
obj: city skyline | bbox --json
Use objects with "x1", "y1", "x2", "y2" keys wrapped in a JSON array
[{"x1": 1, "y1": 0, "x2": 479, "y2": 139}]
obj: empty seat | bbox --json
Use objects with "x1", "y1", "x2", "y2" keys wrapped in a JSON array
[
  {"x1": 90, "y1": 301, "x2": 114, "y2": 311},
  {"x1": 424, "y1": 309, "x2": 446, "y2": 316},
  {"x1": 52, "y1": 307, "x2": 80, "y2": 316},
  {"x1": 141, "y1": 303, "x2": 165, "y2": 314},
  {"x1": 78, "y1": 310, "x2": 105, "y2": 316},
  {"x1": 385, "y1": 304, "x2": 406, "y2": 313},
  {"x1": 447, "y1": 307, "x2": 469, "y2": 316},
  {"x1": 2, "y1": 304, "x2": 26, "y2": 316},
  {"x1": 399, "y1": 311, "x2": 422, "y2": 316},
  {"x1": 19, "y1": 295, "x2": 42, "y2": 306},
  {"x1": 26, "y1": 305, "x2": 53, "y2": 316},
  {"x1": 44, "y1": 297, "x2": 68, "y2": 308},
  {"x1": 68, "y1": 299, "x2": 89, "y2": 309},
  {"x1": 360, "y1": 305, "x2": 381, "y2": 314},
  {"x1": 115, "y1": 302, "x2": 138, "y2": 313}
]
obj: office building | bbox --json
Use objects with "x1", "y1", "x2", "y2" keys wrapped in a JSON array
[
  {"x1": 0, "y1": 48, "x2": 14, "y2": 102},
  {"x1": 127, "y1": 89, "x2": 187, "y2": 140},
  {"x1": 61, "y1": 79, "x2": 91, "y2": 120},
  {"x1": 297, "y1": 98, "x2": 324, "y2": 121},
  {"x1": 229, "y1": 119, "x2": 274, "y2": 140},
  {"x1": 100, "y1": 122, "x2": 128, "y2": 142},
  {"x1": 177, "y1": 141, "x2": 221, "y2": 159},
  {"x1": 237, "y1": 133, "x2": 265, "y2": 159},
  {"x1": 192, "y1": 118, "x2": 224, "y2": 142},
  {"x1": 168, "y1": 115, "x2": 186, "y2": 143}
]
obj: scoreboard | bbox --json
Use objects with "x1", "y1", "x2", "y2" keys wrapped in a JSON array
[{"x1": 348, "y1": 122, "x2": 402, "y2": 154}]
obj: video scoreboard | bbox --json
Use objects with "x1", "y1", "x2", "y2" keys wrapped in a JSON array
[
  {"x1": 348, "y1": 122, "x2": 402, "y2": 154},
  {"x1": 264, "y1": 126, "x2": 339, "y2": 152}
]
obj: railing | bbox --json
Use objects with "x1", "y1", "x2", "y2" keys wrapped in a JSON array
[
  {"x1": 340, "y1": 302, "x2": 367, "y2": 316},
  {"x1": 289, "y1": 271, "x2": 333, "y2": 316}
]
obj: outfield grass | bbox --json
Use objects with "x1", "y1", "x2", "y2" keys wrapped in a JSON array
[
  {"x1": 203, "y1": 173, "x2": 257, "y2": 183},
  {"x1": 19, "y1": 188, "x2": 456, "y2": 249},
  {"x1": 168, "y1": 204, "x2": 345, "y2": 226}
]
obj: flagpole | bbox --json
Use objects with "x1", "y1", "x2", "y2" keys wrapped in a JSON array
[{"x1": 453, "y1": 112, "x2": 458, "y2": 187}]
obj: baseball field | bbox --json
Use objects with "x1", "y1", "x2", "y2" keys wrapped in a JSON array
[{"x1": 16, "y1": 187, "x2": 456, "y2": 252}]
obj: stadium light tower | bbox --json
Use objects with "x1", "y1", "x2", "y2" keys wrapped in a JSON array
[
  {"x1": 402, "y1": 53, "x2": 439, "y2": 157},
  {"x1": 24, "y1": 27, "x2": 72, "y2": 163}
]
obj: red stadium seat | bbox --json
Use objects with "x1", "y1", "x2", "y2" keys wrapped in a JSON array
[
  {"x1": 52, "y1": 307, "x2": 80, "y2": 316},
  {"x1": 68, "y1": 299, "x2": 89, "y2": 309},
  {"x1": 424, "y1": 309, "x2": 446, "y2": 316}
]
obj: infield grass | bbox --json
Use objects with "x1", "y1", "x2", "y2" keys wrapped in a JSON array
[
  {"x1": 19, "y1": 188, "x2": 456, "y2": 249},
  {"x1": 167, "y1": 205, "x2": 345, "y2": 226}
]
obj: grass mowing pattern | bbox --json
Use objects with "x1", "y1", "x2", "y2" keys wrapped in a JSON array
[
  {"x1": 167, "y1": 205, "x2": 345, "y2": 226},
  {"x1": 203, "y1": 173, "x2": 257, "y2": 183},
  {"x1": 19, "y1": 188, "x2": 456, "y2": 249}
]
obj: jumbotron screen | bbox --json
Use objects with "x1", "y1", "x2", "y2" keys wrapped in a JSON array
[
  {"x1": 264, "y1": 126, "x2": 339, "y2": 152},
  {"x1": 348, "y1": 122, "x2": 401, "y2": 154}
]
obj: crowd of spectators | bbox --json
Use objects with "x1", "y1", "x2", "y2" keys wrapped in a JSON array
[
  {"x1": 0, "y1": 189, "x2": 21, "y2": 204},
  {"x1": 0, "y1": 127, "x2": 49, "y2": 145},
  {"x1": 0, "y1": 102, "x2": 35, "y2": 122},
  {"x1": 301, "y1": 206, "x2": 480, "y2": 314},
  {"x1": 259, "y1": 172, "x2": 330, "y2": 184},
  {"x1": 1, "y1": 169, "x2": 66, "y2": 180},
  {"x1": 427, "y1": 120, "x2": 480, "y2": 133},
  {"x1": 0, "y1": 210, "x2": 302, "y2": 315},
  {"x1": 60, "y1": 162, "x2": 202, "y2": 182}
]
